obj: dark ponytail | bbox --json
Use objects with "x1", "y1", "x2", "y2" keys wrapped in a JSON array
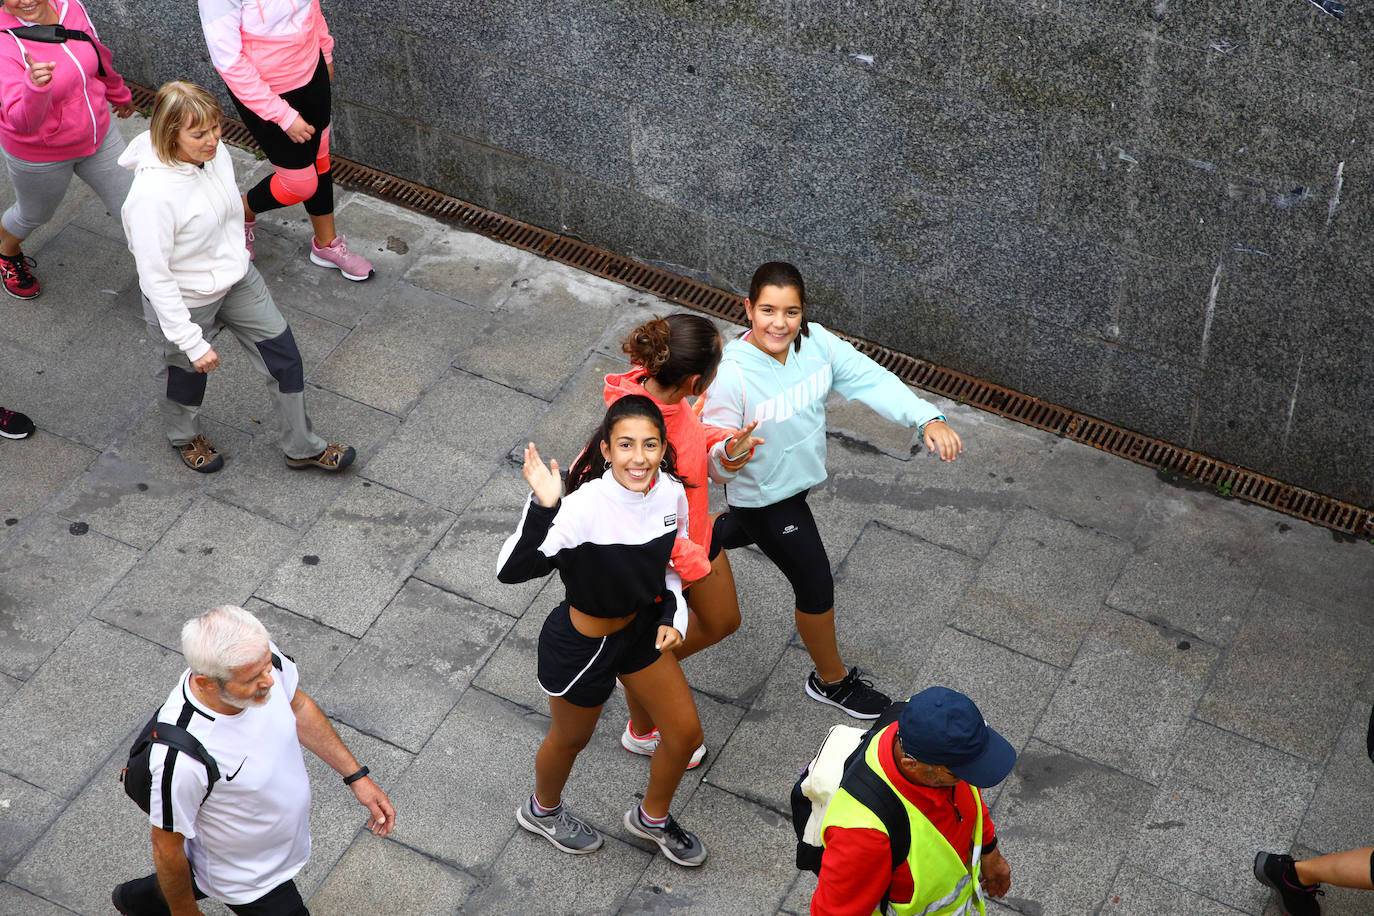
[
  {"x1": 564, "y1": 395, "x2": 688, "y2": 494},
  {"x1": 622, "y1": 314, "x2": 723, "y2": 393},
  {"x1": 748, "y1": 261, "x2": 810, "y2": 352}
]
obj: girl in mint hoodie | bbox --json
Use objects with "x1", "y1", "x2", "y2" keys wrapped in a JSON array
[
  {"x1": 0, "y1": 0, "x2": 135, "y2": 299},
  {"x1": 699, "y1": 262, "x2": 963, "y2": 719}
]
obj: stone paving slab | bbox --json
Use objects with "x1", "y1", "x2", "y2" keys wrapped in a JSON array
[
  {"x1": 0, "y1": 773, "x2": 64, "y2": 878},
  {"x1": 311, "y1": 282, "x2": 483, "y2": 416},
  {"x1": 384, "y1": 688, "x2": 547, "y2": 871},
  {"x1": 2, "y1": 154, "x2": 1373, "y2": 915},
  {"x1": 1106, "y1": 485, "x2": 1271, "y2": 647},
  {"x1": 204, "y1": 386, "x2": 400, "y2": 530},
  {"x1": 0, "y1": 880, "x2": 74, "y2": 915},
  {"x1": 92, "y1": 496, "x2": 299, "y2": 651},
  {"x1": 0, "y1": 432, "x2": 96, "y2": 526},
  {"x1": 1127, "y1": 722, "x2": 1319, "y2": 911},
  {"x1": 1297, "y1": 701, "x2": 1374, "y2": 855},
  {"x1": 1196, "y1": 588, "x2": 1374, "y2": 762},
  {"x1": 832, "y1": 522, "x2": 981, "y2": 683},
  {"x1": 623, "y1": 784, "x2": 798, "y2": 915},
  {"x1": 49, "y1": 406, "x2": 205, "y2": 550},
  {"x1": 995, "y1": 741, "x2": 1157, "y2": 916},
  {"x1": 1034, "y1": 607, "x2": 1219, "y2": 784},
  {"x1": 308, "y1": 832, "x2": 476, "y2": 914},
  {"x1": 413, "y1": 468, "x2": 548, "y2": 617},
  {"x1": 952, "y1": 507, "x2": 1132, "y2": 667},
  {"x1": 315, "y1": 578, "x2": 513, "y2": 752},
  {"x1": 468, "y1": 828, "x2": 650, "y2": 915},
  {"x1": 456, "y1": 266, "x2": 621, "y2": 399},
  {"x1": 0, "y1": 514, "x2": 140, "y2": 680},
  {"x1": 363, "y1": 369, "x2": 544, "y2": 513},
  {"x1": 1026, "y1": 439, "x2": 1172, "y2": 541},
  {"x1": 0, "y1": 620, "x2": 184, "y2": 799},
  {"x1": 255, "y1": 479, "x2": 453, "y2": 636},
  {"x1": 1100, "y1": 869, "x2": 1249, "y2": 916},
  {"x1": 912, "y1": 627, "x2": 1061, "y2": 777},
  {"x1": 400, "y1": 230, "x2": 536, "y2": 311}
]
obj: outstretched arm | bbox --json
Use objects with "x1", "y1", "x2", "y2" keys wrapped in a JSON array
[{"x1": 291, "y1": 688, "x2": 395, "y2": 836}]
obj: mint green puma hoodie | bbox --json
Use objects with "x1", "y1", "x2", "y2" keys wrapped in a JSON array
[{"x1": 698, "y1": 322, "x2": 942, "y2": 508}]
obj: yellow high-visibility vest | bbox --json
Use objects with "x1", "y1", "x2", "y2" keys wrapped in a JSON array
[{"x1": 821, "y1": 735, "x2": 985, "y2": 916}]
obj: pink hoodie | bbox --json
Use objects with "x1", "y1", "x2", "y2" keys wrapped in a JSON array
[
  {"x1": 199, "y1": 0, "x2": 334, "y2": 130},
  {"x1": 0, "y1": 0, "x2": 130, "y2": 162}
]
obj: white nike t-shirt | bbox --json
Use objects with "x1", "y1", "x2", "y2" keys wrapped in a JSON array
[{"x1": 146, "y1": 643, "x2": 312, "y2": 904}]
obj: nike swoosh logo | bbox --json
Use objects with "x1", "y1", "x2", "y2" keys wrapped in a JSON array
[{"x1": 224, "y1": 760, "x2": 245, "y2": 781}]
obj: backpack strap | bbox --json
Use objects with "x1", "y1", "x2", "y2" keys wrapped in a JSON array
[
  {"x1": 4, "y1": 24, "x2": 105, "y2": 76},
  {"x1": 152, "y1": 721, "x2": 220, "y2": 805},
  {"x1": 842, "y1": 760, "x2": 910, "y2": 874}
]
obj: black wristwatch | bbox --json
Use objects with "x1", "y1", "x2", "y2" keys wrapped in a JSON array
[{"x1": 343, "y1": 765, "x2": 369, "y2": 786}]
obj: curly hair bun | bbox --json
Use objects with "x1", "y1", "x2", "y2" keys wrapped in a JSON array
[{"x1": 624, "y1": 317, "x2": 672, "y2": 372}]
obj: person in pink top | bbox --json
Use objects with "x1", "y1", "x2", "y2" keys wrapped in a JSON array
[
  {"x1": 0, "y1": 0, "x2": 134, "y2": 299},
  {"x1": 199, "y1": 0, "x2": 372, "y2": 281}
]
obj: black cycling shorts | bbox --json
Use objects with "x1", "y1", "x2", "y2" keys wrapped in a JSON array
[{"x1": 713, "y1": 489, "x2": 834, "y2": 614}]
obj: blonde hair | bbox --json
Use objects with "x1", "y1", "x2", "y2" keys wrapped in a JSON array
[{"x1": 150, "y1": 80, "x2": 223, "y2": 165}]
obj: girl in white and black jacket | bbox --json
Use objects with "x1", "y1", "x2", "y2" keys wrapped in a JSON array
[{"x1": 497, "y1": 395, "x2": 710, "y2": 868}]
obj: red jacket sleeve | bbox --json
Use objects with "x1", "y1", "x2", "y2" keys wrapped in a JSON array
[{"x1": 812, "y1": 825, "x2": 907, "y2": 916}]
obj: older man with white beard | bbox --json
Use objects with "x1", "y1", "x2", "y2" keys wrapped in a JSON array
[{"x1": 112, "y1": 605, "x2": 395, "y2": 916}]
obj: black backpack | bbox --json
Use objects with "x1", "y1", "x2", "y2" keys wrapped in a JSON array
[
  {"x1": 121, "y1": 712, "x2": 220, "y2": 815},
  {"x1": 791, "y1": 702, "x2": 909, "y2": 875}
]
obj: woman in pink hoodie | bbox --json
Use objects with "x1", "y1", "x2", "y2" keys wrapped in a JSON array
[
  {"x1": 199, "y1": 0, "x2": 372, "y2": 281},
  {"x1": 0, "y1": 0, "x2": 134, "y2": 299}
]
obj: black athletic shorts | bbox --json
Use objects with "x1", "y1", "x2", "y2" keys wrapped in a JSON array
[
  {"x1": 537, "y1": 602, "x2": 663, "y2": 707},
  {"x1": 712, "y1": 489, "x2": 834, "y2": 614}
]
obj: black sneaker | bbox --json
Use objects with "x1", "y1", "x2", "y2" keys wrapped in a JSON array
[
  {"x1": 623, "y1": 807, "x2": 707, "y2": 867},
  {"x1": 1254, "y1": 852, "x2": 1323, "y2": 916},
  {"x1": 0, "y1": 406, "x2": 34, "y2": 439},
  {"x1": 805, "y1": 666, "x2": 890, "y2": 719}
]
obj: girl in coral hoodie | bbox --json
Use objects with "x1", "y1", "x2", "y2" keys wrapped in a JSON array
[
  {"x1": 604, "y1": 314, "x2": 763, "y2": 766},
  {"x1": 199, "y1": 0, "x2": 372, "y2": 281},
  {"x1": 0, "y1": 0, "x2": 134, "y2": 299}
]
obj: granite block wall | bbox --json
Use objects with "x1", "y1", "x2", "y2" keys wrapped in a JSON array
[{"x1": 104, "y1": 0, "x2": 1374, "y2": 505}]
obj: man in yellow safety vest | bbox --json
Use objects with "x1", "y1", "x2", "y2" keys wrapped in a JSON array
[{"x1": 812, "y1": 687, "x2": 1016, "y2": 916}]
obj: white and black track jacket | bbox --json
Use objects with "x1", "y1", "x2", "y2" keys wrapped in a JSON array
[{"x1": 497, "y1": 470, "x2": 691, "y2": 636}]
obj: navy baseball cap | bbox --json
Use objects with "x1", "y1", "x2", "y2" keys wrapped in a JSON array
[{"x1": 897, "y1": 687, "x2": 1016, "y2": 788}]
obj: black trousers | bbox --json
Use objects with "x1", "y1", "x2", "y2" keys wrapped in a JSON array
[{"x1": 114, "y1": 872, "x2": 308, "y2": 915}]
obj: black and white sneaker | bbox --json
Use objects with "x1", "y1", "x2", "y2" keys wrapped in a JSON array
[
  {"x1": 623, "y1": 807, "x2": 707, "y2": 867},
  {"x1": 0, "y1": 406, "x2": 34, "y2": 439},
  {"x1": 805, "y1": 667, "x2": 891, "y2": 719}
]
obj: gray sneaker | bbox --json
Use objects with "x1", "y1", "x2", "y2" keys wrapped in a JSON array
[
  {"x1": 623, "y1": 807, "x2": 707, "y2": 867},
  {"x1": 516, "y1": 797, "x2": 603, "y2": 854}
]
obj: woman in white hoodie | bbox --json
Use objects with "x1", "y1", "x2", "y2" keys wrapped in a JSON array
[{"x1": 120, "y1": 80, "x2": 353, "y2": 474}]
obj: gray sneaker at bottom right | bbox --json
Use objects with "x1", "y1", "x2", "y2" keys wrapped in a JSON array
[
  {"x1": 623, "y1": 807, "x2": 707, "y2": 867},
  {"x1": 516, "y1": 796, "x2": 604, "y2": 854}
]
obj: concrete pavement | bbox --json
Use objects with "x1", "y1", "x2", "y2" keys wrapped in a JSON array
[{"x1": 2, "y1": 118, "x2": 1374, "y2": 915}]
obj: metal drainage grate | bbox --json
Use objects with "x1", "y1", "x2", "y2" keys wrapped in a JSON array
[{"x1": 123, "y1": 83, "x2": 1373, "y2": 538}]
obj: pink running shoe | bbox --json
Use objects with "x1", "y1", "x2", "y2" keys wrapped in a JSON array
[
  {"x1": 0, "y1": 251, "x2": 39, "y2": 299},
  {"x1": 244, "y1": 218, "x2": 257, "y2": 261},
  {"x1": 309, "y1": 234, "x2": 373, "y2": 281}
]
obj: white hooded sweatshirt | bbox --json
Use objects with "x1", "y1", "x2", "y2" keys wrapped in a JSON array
[{"x1": 119, "y1": 130, "x2": 249, "y2": 362}]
